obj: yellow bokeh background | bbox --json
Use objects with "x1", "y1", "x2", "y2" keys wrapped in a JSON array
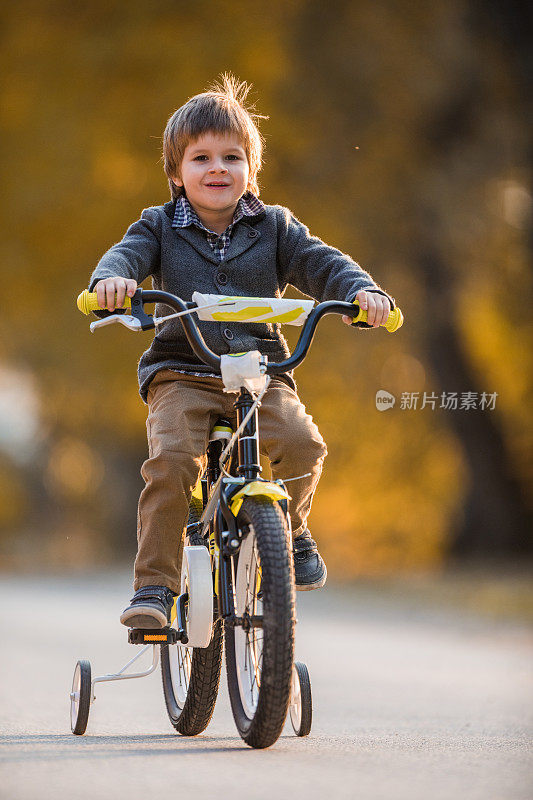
[{"x1": 0, "y1": 0, "x2": 531, "y2": 575}]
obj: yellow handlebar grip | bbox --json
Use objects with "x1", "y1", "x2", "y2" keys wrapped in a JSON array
[
  {"x1": 384, "y1": 307, "x2": 404, "y2": 332},
  {"x1": 351, "y1": 304, "x2": 404, "y2": 332},
  {"x1": 76, "y1": 289, "x2": 132, "y2": 315}
]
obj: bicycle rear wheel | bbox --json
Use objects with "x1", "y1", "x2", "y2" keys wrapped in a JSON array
[
  {"x1": 161, "y1": 617, "x2": 223, "y2": 735},
  {"x1": 225, "y1": 496, "x2": 295, "y2": 748},
  {"x1": 160, "y1": 502, "x2": 223, "y2": 736}
]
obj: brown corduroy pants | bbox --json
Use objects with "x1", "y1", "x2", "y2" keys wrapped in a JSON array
[{"x1": 134, "y1": 369, "x2": 328, "y2": 593}]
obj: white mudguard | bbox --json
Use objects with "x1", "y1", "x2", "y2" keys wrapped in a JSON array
[{"x1": 181, "y1": 546, "x2": 213, "y2": 648}]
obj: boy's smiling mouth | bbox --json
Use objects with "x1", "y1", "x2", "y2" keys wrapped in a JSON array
[{"x1": 205, "y1": 182, "x2": 230, "y2": 187}]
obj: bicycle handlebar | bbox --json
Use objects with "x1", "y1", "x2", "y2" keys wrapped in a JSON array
[{"x1": 77, "y1": 288, "x2": 403, "y2": 375}]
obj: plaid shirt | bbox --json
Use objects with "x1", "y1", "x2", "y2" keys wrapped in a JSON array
[{"x1": 171, "y1": 191, "x2": 265, "y2": 261}]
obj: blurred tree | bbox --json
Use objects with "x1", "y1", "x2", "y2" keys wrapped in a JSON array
[
  {"x1": 278, "y1": 0, "x2": 532, "y2": 557},
  {"x1": 405, "y1": 0, "x2": 533, "y2": 554}
]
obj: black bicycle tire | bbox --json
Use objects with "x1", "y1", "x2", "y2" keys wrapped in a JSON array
[
  {"x1": 161, "y1": 618, "x2": 223, "y2": 735},
  {"x1": 160, "y1": 500, "x2": 223, "y2": 736},
  {"x1": 225, "y1": 496, "x2": 295, "y2": 749},
  {"x1": 292, "y1": 661, "x2": 312, "y2": 736},
  {"x1": 71, "y1": 659, "x2": 91, "y2": 736}
]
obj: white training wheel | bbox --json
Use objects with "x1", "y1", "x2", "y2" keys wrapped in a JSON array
[
  {"x1": 181, "y1": 546, "x2": 213, "y2": 648},
  {"x1": 70, "y1": 659, "x2": 91, "y2": 735},
  {"x1": 289, "y1": 661, "x2": 312, "y2": 736}
]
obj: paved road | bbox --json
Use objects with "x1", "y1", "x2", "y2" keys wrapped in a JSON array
[{"x1": 0, "y1": 572, "x2": 531, "y2": 800}]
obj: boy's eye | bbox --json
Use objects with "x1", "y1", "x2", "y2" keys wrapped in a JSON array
[{"x1": 192, "y1": 154, "x2": 241, "y2": 161}]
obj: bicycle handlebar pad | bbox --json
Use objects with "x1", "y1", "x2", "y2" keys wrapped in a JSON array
[{"x1": 76, "y1": 289, "x2": 403, "y2": 374}]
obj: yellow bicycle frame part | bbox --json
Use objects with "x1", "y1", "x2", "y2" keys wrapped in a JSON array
[
  {"x1": 188, "y1": 478, "x2": 221, "y2": 595},
  {"x1": 191, "y1": 477, "x2": 204, "y2": 504},
  {"x1": 170, "y1": 597, "x2": 177, "y2": 624},
  {"x1": 229, "y1": 480, "x2": 291, "y2": 517},
  {"x1": 209, "y1": 530, "x2": 220, "y2": 596}
]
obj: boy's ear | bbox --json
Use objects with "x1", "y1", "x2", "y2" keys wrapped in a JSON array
[{"x1": 171, "y1": 175, "x2": 183, "y2": 188}]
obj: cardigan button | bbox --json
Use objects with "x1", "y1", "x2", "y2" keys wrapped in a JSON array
[
  {"x1": 223, "y1": 328, "x2": 234, "y2": 340},
  {"x1": 248, "y1": 230, "x2": 258, "y2": 238},
  {"x1": 217, "y1": 272, "x2": 228, "y2": 285}
]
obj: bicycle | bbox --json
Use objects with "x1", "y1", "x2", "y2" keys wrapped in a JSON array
[{"x1": 71, "y1": 288, "x2": 403, "y2": 748}]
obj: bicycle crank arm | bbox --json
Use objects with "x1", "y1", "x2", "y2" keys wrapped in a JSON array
[{"x1": 175, "y1": 591, "x2": 189, "y2": 645}]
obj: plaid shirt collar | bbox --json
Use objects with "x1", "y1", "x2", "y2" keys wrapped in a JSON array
[{"x1": 171, "y1": 191, "x2": 265, "y2": 261}]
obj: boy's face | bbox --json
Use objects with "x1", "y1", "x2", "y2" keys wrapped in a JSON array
[{"x1": 172, "y1": 131, "x2": 250, "y2": 214}]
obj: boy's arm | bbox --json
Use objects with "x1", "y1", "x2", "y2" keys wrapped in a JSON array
[
  {"x1": 88, "y1": 208, "x2": 162, "y2": 291},
  {"x1": 276, "y1": 207, "x2": 395, "y2": 310}
]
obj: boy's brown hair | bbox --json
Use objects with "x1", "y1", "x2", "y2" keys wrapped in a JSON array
[{"x1": 163, "y1": 73, "x2": 266, "y2": 201}]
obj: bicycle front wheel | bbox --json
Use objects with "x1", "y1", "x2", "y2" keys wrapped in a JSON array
[{"x1": 225, "y1": 496, "x2": 295, "y2": 748}]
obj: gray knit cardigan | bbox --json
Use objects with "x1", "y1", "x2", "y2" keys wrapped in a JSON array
[{"x1": 89, "y1": 200, "x2": 394, "y2": 403}]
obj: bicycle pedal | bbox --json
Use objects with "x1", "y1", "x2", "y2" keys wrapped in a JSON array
[{"x1": 128, "y1": 627, "x2": 180, "y2": 645}]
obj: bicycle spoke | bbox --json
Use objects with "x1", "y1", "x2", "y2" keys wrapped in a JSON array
[
  {"x1": 177, "y1": 647, "x2": 190, "y2": 691},
  {"x1": 240, "y1": 537, "x2": 263, "y2": 708},
  {"x1": 248, "y1": 632, "x2": 262, "y2": 694},
  {"x1": 244, "y1": 631, "x2": 262, "y2": 703}
]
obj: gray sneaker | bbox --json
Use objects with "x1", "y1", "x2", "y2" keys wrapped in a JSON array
[
  {"x1": 120, "y1": 585, "x2": 176, "y2": 629},
  {"x1": 293, "y1": 531, "x2": 327, "y2": 591}
]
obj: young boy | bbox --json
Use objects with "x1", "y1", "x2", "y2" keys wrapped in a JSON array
[{"x1": 89, "y1": 75, "x2": 395, "y2": 629}]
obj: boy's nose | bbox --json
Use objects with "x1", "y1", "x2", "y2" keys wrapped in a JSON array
[{"x1": 209, "y1": 162, "x2": 228, "y2": 173}]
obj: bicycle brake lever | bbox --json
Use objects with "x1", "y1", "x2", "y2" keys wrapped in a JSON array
[{"x1": 90, "y1": 314, "x2": 142, "y2": 333}]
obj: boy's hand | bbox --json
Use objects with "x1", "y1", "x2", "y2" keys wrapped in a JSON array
[
  {"x1": 342, "y1": 290, "x2": 391, "y2": 328},
  {"x1": 94, "y1": 277, "x2": 137, "y2": 311}
]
